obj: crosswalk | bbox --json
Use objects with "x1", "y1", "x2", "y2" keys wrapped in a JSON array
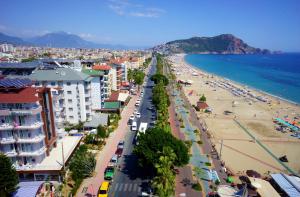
[{"x1": 113, "y1": 182, "x2": 142, "y2": 193}]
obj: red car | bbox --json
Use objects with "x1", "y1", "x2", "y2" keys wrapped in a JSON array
[{"x1": 115, "y1": 148, "x2": 123, "y2": 157}]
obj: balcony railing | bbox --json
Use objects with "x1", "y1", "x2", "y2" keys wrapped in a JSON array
[
  {"x1": 0, "y1": 137, "x2": 16, "y2": 144},
  {"x1": 17, "y1": 135, "x2": 45, "y2": 143},
  {"x1": 14, "y1": 121, "x2": 43, "y2": 130},
  {"x1": 5, "y1": 150, "x2": 17, "y2": 157},
  {"x1": 0, "y1": 123, "x2": 14, "y2": 130},
  {"x1": 19, "y1": 147, "x2": 46, "y2": 157},
  {"x1": 0, "y1": 106, "x2": 42, "y2": 116}
]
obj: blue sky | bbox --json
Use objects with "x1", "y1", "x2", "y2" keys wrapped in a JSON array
[{"x1": 0, "y1": 0, "x2": 300, "y2": 51}]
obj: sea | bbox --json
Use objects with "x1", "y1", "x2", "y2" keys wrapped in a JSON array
[{"x1": 185, "y1": 53, "x2": 300, "y2": 104}]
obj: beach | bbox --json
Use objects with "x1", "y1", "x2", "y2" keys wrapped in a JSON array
[{"x1": 168, "y1": 54, "x2": 300, "y2": 175}]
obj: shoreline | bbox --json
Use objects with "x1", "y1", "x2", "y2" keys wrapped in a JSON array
[
  {"x1": 168, "y1": 53, "x2": 300, "y2": 175},
  {"x1": 182, "y1": 54, "x2": 300, "y2": 107}
]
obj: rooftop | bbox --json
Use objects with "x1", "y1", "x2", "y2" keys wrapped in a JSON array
[
  {"x1": 82, "y1": 69, "x2": 104, "y2": 76},
  {"x1": 20, "y1": 67, "x2": 90, "y2": 81},
  {"x1": 84, "y1": 113, "x2": 108, "y2": 128},
  {"x1": 93, "y1": 64, "x2": 111, "y2": 71},
  {"x1": 249, "y1": 177, "x2": 280, "y2": 197},
  {"x1": 0, "y1": 61, "x2": 41, "y2": 69},
  {"x1": 0, "y1": 87, "x2": 39, "y2": 103},
  {"x1": 271, "y1": 173, "x2": 300, "y2": 197},
  {"x1": 103, "y1": 101, "x2": 121, "y2": 109},
  {"x1": 16, "y1": 136, "x2": 81, "y2": 171}
]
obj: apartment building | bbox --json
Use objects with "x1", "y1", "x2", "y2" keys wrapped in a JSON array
[
  {"x1": 26, "y1": 67, "x2": 93, "y2": 128},
  {"x1": 82, "y1": 69, "x2": 105, "y2": 109},
  {"x1": 0, "y1": 78, "x2": 57, "y2": 170},
  {"x1": 93, "y1": 64, "x2": 114, "y2": 97}
]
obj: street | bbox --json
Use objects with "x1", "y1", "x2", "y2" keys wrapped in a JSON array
[{"x1": 108, "y1": 58, "x2": 157, "y2": 197}]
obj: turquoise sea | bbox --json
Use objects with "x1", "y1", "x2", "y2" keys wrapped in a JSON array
[{"x1": 185, "y1": 54, "x2": 300, "y2": 104}]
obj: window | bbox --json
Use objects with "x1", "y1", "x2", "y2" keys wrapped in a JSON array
[
  {"x1": 51, "y1": 82, "x2": 56, "y2": 86},
  {"x1": 35, "y1": 82, "x2": 40, "y2": 86},
  {"x1": 69, "y1": 116, "x2": 74, "y2": 119},
  {"x1": 86, "y1": 106, "x2": 89, "y2": 110},
  {"x1": 68, "y1": 107, "x2": 73, "y2": 111},
  {"x1": 67, "y1": 91, "x2": 72, "y2": 94},
  {"x1": 68, "y1": 99, "x2": 72, "y2": 104},
  {"x1": 67, "y1": 82, "x2": 71, "y2": 86}
]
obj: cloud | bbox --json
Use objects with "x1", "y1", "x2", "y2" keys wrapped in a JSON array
[
  {"x1": 107, "y1": 0, "x2": 165, "y2": 18},
  {"x1": 130, "y1": 8, "x2": 165, "y2": 18}
]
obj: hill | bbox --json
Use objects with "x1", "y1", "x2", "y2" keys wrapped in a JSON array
[
  {"x1": 154, "y1": 34, "x2": 270, "y2": 54},
  {"x1": 0, "y1": 32, "x2": 30, "y2": 46}
]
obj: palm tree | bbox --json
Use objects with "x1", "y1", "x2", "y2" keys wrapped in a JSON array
[{"x1": 152, "y1": 147, "x2": 176, "y2": 197}]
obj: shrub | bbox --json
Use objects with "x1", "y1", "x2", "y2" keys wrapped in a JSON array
[
  {"x1": 205, "y1": 162, "x2": 211, "y2": 166},
  {"x1": 192, "y1": 182, "x2": 202, "y2": 191}
]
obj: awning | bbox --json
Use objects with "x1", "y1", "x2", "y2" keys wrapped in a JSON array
[
  {"x1": 13, "y1": 181, "x2": 44, "y2": 197},
  {"x1": 271, "y1": 173, "x2": 300, "y2": 197},
  {"x1": 118, "y1": 92, "x2": 129, "y2": 102}
]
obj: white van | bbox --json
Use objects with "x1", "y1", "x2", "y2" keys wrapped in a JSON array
[{"x1": 131, "y1": 121, "x2": 137, "y2": 131}]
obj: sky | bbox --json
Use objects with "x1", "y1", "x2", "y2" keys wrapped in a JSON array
[{"x1": 0, "y1": 0, "x2": 300, "y2": 51}]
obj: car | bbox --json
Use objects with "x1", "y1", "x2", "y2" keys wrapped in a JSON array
[
  {"x1": 110, "y1": 154, "x2": 118, "y2": 165},
  {"x1": 118, "y1": 140, "x2": 125, "y2": 149},
  {"x1": 115, "y1": 148, "x2": 123, "y2": 157},
  {"x1": 104, "y1": 165, "x2": 115, "y2": 180},
  {"x1": 147, "y1": 106, "x2": 153, "y2": 110},
  {"x1": 135, "y1": 102, "x2": 140, "y2": 107},
  {"x1": 136, "y1": 112, "x2": 141, "y2": 118},
  {"x1": 150, "y1": 120, "x2": 156, "y2": 125},
  {"x1": 98, "y1": 181, "x2": 110, "y2": 197}
]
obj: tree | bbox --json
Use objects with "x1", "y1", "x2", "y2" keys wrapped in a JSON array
[
  {"x1": 107, "y1": 115, "x2": 111, "y2": 126},
  {"x1": 199, "y1": 94, "x2": 206, "y2": 102},
  {"x1": 84, "y1": 134, "x2": 95, "y2": 144},
  {"x1": 150, "y1": 74, "x2": 169, "y2": 86},
  {"x1": 152, "y1": 147, "x2": 176, "y2": 197},
  {"x1": 133, "y1": 127, "x2": 189, "y2": 168},
  {"x1": 127, "y1": 69, "x2": 133, "y2": 82},
  {"x1": 96, "y1": 125, "x2": 106, "y2": 141},
  {"x1": 0, "y1": 153, "x2": 19, "y2": 196}
]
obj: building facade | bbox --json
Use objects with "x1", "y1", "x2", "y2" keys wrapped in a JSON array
[{"x1": 0, "y1": 79, "x2": 57, "y2": 171}]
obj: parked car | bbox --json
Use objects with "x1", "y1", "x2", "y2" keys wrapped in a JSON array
[
  {"x1": 98, "y1": 181, "x2": 110, "y2": 197},
  {"x1": 136, "y1": 112, "x2": 141, "y2": 118},
  {"x1": 104, "y1": 165, "x2": 115, "y2": 181},
  {"x1": 118, "y1": 140, "x2": 125, "y2": 149},
  {"x1": 110, "y1": 154, "x2": 118, "y2": 166},
  {"x1": 115, "y1": 148, "x2": 123, "y2": 157}
]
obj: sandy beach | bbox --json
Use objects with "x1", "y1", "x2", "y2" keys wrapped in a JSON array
[{"x1": 168, "y1": 54, "x2": 300, "y2": 176}]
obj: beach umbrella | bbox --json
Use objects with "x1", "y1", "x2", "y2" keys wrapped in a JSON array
[
  {"x1": 246, "y1": 170, "x2": 261, "y2": 178},
  {"x1": 227, "y1": 176, "x2": 234, "y2": 183}
]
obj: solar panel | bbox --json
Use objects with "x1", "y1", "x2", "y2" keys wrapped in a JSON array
[{"x1": 0, "y1": 78, "x2": 32, "y2": 88}]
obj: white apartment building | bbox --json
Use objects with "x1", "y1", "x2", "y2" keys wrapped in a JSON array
[
  {"x1": 26, "y1": 67, "x2": 93, "y2": 129},
  {"x1": 0, "y1": 43, "x2": 15, "y2": 53},
  {"x1": 0, "y1": 79, "x2": 57, "y2": 171}
]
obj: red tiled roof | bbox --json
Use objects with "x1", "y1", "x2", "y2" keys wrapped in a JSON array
[
  {"x1": 106, "y1": 91, "x2": 119, "y2": 102},
  {"x1": 197, "y1": 101, "x2": 209, "y2": 109},
  {"x1": 0, "y1": 87, "x2": 39, "y2": 103},
  {"x1": 92, "y1": 65, "x2": 111, "y2": 70}
]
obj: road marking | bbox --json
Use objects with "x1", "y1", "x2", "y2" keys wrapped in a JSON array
[
  {"x1": 124, "y1": 183, "x2": 128, "y2": 191},
  {"x1": 118, "y1": 183, "x2": 123, "y2": 191},
  {"x1": 128, "y1": 183, "x2": 132, "y2": 191},
  {"x1": 114, "y1": 183, "x2": 119, "y2": 191},
  {"x1": 133, "y1": 183, "x2": 138, "y2": 192}
]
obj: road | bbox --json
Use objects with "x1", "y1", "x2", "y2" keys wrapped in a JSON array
[{"x1": 108, "y1": 57, "x2": 157, "y2": 197}]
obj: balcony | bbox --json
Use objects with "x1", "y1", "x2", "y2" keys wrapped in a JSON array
[
  {"x1": 0, "y1": 109, "x2": 10, "y2": 116},
  {"x1": 14, "y1": 121, "x2": 43, "y2": 130},
  {"x1": 0, "y1": 137, "x2": 16, "y2": 144},
  {"x1": 17, "y1": 135, "x2": 45, "y2": 143},
  {"x1": 19, "y1": 147, "x2": 46, "y2": 157},
  {"x1": 10, "y1": 106, "x2": 42, "y2": 115},
  {"x1": 0, "y1": 123, "x2": 14, "y2": 130},
  {"x1": 5, "y1": 150, "x2": 17, "y2": 157}
]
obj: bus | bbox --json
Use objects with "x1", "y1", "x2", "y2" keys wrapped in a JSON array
[{"x1": 138, "y1": 122, "x2": 148, "y2": 134}]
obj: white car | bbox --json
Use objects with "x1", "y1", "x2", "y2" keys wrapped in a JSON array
[{"x1": 136, "y1": 112, "x2": 141, "y2": 118}]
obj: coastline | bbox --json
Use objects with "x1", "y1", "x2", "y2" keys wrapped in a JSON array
[
  {"x1": 168, "y1": 53, "x2": 300, "y2": 175},
  {"x1": 182, "y1": 54, "x2": 300, "y2": 106}
]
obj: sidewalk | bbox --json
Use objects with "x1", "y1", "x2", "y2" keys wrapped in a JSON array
[
  {"x1": 168, "y1": 84, "x2": 201, "y2": 197},
  {"x1": 77, "y1": 94, "x2": 138, "y2": 197}
]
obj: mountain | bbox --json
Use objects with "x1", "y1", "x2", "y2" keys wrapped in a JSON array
[
  {"x1": 0, "y1": 31, "x2": 139, "y2": 49},
  {"x1": 154, "y1": 34, "x2": 270, "y2": 54},
  {"x1": 28, "y1": 31, "x2": 130, "y2": 49},
  {"x1": 0, "y1": 32, "x2": 30, "y2": 46}
]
